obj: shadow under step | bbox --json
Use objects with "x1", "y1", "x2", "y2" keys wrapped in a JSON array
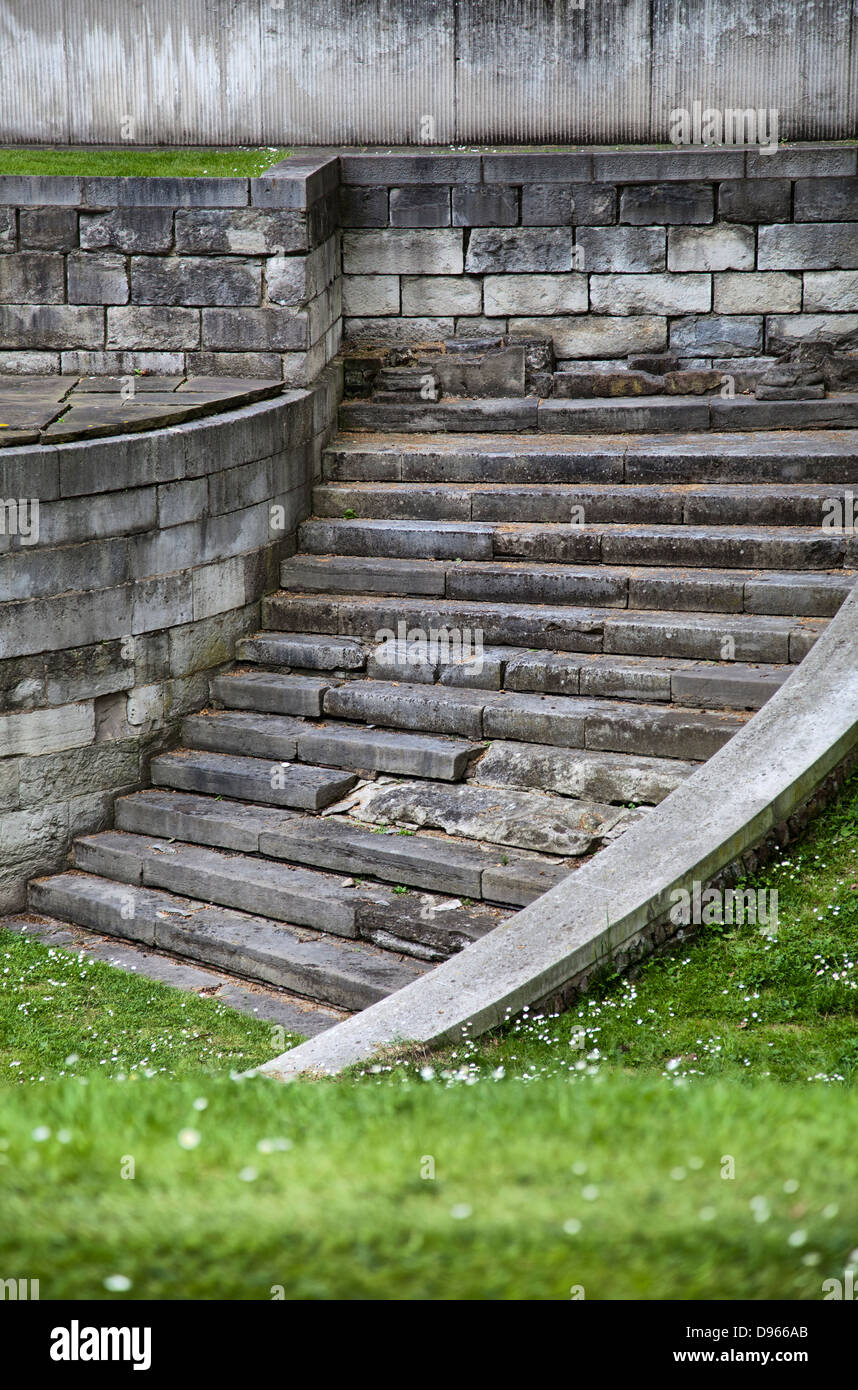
[{"x1": 28, "y1": 872, "x2": 425, "y2": 1011}]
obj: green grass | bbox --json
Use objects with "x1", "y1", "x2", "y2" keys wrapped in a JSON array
[
  {"x1": 380, "y1": 770, "x2": 858, "y2": 1089},
  {"x1": 0, "y1": 932, "x2": 292, "y2": 1083},
  {"x1": 0, "y1": 147, "x2": 289, "y2": 177},
  {"x1": 2, "y1": 772, "x2": 858, "y2": 1298},
  {"x1": 0, "y1": 1070, "x2": 856, "y2": 1299}
]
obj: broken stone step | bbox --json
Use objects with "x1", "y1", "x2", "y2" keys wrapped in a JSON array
[
  {"x1": 212, "y1": 670, "x2": 334, "y2": 717},
  {"x1": 340, "y1": 777, "x2": 623, "y2": 856},
  {"x1": 236, "y1": 631, "x2": 366, "y2": 671},
  {"x1": 474, "y1": 740, "x2": 696, "y2": 805},
  {"x1": 264, "y1": 592, "x2": 823, "y2": 663},
  {"x1": 27, "y1": 871, "x2": 422, "y2": 1010},
  {"x1": 183, "y1": 707, "x2": 482, "y2": 780},
  {"x1": 321, "y1": 679, "x2": 747, "y2": 759},
  {"x1": 323, "y1": 430, "x2": 858, "y2": 485},
  {"x1": 339, "y1": 399, "x2": 540, "y2": 434},
  {"x1": 116, "y1": 788, "x2": 524, "y2": 903},
  {"x1": 313, "y1": 480, "x2": 858, "y2": 532},
  {"x1": 152, "y1": 748, "x2": 357, "y2": 810},
  {"x1": 2, "y1": 912, "x2": 344, "y2": 1037},
  {"x1": 70, "y1": 831, "x2": 500, "y2": 959}
]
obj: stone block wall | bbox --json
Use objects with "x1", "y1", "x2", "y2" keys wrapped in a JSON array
[
  {"x1": 0, "y1": 366, "x2": 341, "y2": 911},
  {"x1": 338, "y1": 146, "x2": 858, "y2": 369},
  {"x1": 0, "y1": 158, "x2": 342, "y2": 385}
]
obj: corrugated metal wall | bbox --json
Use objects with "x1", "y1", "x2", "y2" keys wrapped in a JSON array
[{"x1": 0, "y1": 0, "x2": 855, "y2": 145}]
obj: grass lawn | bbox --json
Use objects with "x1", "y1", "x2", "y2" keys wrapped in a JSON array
[
  {"x1": 1, "y1": 771, "x2": 857, "y2": 1299},
  {"x1": 0, "y1": 148, "x2": 289, "y2": 177}
]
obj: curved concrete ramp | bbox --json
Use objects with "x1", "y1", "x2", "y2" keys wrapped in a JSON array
[{"x1": 260, "y1": 585, "x2": 858, "y2": 1080}]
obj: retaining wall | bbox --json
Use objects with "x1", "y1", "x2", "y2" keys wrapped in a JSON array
[
  {"x1": 3, "y1": 148, "x2": 858, "y2": 375},
  {"x1": 339, "y1": 146, "x2": 858, "y2": 365},
  {"x1": 0, "y1": 366, "x2": 341, "y2": 912},
  {"x1": 0, "y1": 159, "x2": 341, "y2": 384},
  {"x1": 2, "y1": 0, "x2": 856, "y2": 146}
]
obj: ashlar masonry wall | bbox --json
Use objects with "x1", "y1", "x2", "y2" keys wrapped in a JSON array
[
  {"x1": 338, "y1": 146, "x2": 858, "y2": 368},
  {"x1": 0, "y1": 159, "x2": 341, "y2": 385}
]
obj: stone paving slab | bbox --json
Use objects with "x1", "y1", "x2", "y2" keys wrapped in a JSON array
[{"x1": 0, "y1": 374, "x2": 284, "y2": 446}]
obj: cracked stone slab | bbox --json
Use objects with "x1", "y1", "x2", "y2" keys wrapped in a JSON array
[{"x1": 340, "y1": 778, "x2": 625, "y2": 855}]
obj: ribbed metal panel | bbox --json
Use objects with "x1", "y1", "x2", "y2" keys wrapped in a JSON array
[
  {"x1": 0, "y1": 2, "x2": 69, "y2": 142},
  {"x1": 651, "y1": 0, "x2": 857, "y2": 143},
  {"x1": 260, "y1": 0, "x2": 455, "y2": 145},
  {"x1": 455, "y1": 0, "x2": 651, "y2": 144},
  {"x1": 0, "y1": 0, "x2": 854, "y2": 146}
]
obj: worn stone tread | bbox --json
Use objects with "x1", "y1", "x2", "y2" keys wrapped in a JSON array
[
  {"x1": 114, "y1": 788, "x2": 565, "y2": 905},
  {"x1": 26, "y1": 873, "x2": 423, "y2": 1010},
  {"x1": 182, "y1": 707, "x2": 482, "y2": 779},
  {"x1": 152, "y1": 747, "x2": 358, "y2": 810}
]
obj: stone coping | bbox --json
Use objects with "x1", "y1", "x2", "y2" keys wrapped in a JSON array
[
  {"x1": 0, "y1": 375, "x2": 287, "y2": 446},
  {"x1": 259, "y1": 581, "x2": 858, "y2": 1079},
  {"x1": 2, "y1": 144, "x2": 855, "y2": 205},
  {"x1": 0, "y1": 155, "x2": 339, "y2": 210}
]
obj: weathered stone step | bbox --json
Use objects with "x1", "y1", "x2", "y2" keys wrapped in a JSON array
[
  {"x1": 338, "y1": 396, "x2": 858, "y2": 436},
  {"x1": 235, "y1": 630, "x2": 787, "y2": 711},
  {"x1": 313, "y1": 479, "x2": 858, "y2": 531},
  {"x1": 114, "y1": 788, "x2": 568, "y2": 905},
  {"x1": 320, "y1": 679, "x2": 747, "y2": 760},
  {"x1": 28, "y1": 871, "x2": 423, "y2": 1011},
  {"x1": 236, "y1": 631, "x2": 366, "y2": 671},
  {"x1": 302, "y1": 514, "x2": 856, "y2": 572},
  {"x1": 363, "y1": 641, "x2": 788, "y2": 710},
  {"x1": 279, "y1": 554, "x2": 853, "y2": 618},
  {"x1": 474, "y1": 740, "x2": 695, "y2": 805},
  {"x1": 183, "y1": 707, "x2": 482, "y2": 780},
  {"x1": 323, "y1": 430, "x2": 858, "y2": 485},
  {"x1": 152, "y1": 748, "x2": 358, "y2": 810},
  {"x1": 264, "y1": 591, "x2": 824, "y2": 664},
  {"x1": 212, "y1": 670, "x2": 334, "y2": 717},
  {"x1": 70, "y1": 832, "x2": 503, "y2": 959},
  {"x1": 336, "y1": 777, "x2": 627, "y2": 856}
]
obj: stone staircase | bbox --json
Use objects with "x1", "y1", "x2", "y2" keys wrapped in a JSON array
[{"x1": 21, "y1": 412, "x2": 858, "y2": 1036}]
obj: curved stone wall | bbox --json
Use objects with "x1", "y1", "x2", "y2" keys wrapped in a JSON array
[{"x1": 0, "y1": 366, "x2": 341, "y2": 911}]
